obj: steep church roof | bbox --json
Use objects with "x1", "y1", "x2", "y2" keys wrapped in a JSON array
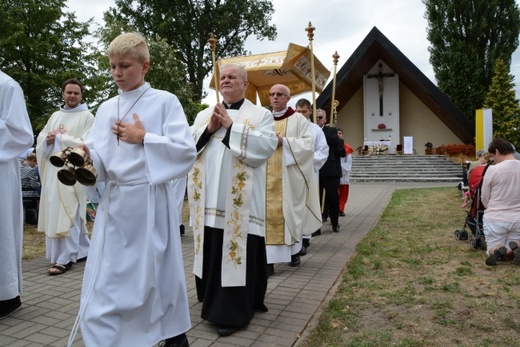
[{"x1": 316, "y1": 26, "x2": 474, "y2": 143}]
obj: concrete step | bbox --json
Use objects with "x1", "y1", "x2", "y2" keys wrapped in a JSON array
[
  {"x1": 350, "y1": 154, "x2": 463, "y2": 182},
  {"x1": 353, "y1": 177, "x2": 460, "y2": 182}
]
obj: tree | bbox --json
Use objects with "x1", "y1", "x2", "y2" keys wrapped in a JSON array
[
  {"x1": 101, "y1": 0, "x2": 277, "y2": 102},
  {"x1": 0, "y1": 0, "x2": 103, "y2": 131},
  {"x1": 94, "y1": 23, "x2": 204, "y2": 124},
  {"x1": 483, "y1": 58, "x2": 520, "y2": 147},
  {"x1": 147, "y1": 35, "x2": 207, "y2": 124},
  {"x1": 423, "y1": 0, "x2": 520, "y2": 123}
]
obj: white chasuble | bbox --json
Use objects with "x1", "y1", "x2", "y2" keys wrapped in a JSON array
[{"x1": 36, "y1": 104, "x2": 94, "y2": 238}]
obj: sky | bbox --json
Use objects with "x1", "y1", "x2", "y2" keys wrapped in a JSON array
[{"x1": 67, "y1": 0, "x2": 520, "y2": 105}]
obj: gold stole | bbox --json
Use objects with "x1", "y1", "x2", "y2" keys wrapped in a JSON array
[{"x1": 265, "y1": 118, "x2": 287, "y2": 245}]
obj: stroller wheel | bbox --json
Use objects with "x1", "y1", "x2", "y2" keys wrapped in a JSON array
[
  {"x1": 454, "y1": 230, "x2": 461, "y2": 240},
  {"x1": 479, "y1": 235, "x2": 487, "y2": 250},
  {"x1": 470, "y1": 236, "x2": 478, "y2": 249},
  {"x1": 461, "y1": 230, "x2": 468, "y2": 240}
]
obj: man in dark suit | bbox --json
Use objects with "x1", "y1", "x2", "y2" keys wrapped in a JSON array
[{"x1": 316, "y1": 109, "x2": 345, "y2": 233}]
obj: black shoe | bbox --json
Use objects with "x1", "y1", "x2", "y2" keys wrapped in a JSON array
[
  {"x1": 311, "y1": 229, "x2": 321, "y2": 237},
  {"x1": 217, "y1": 325, "x2": 239, "y2": 336},
  {"x1": 289, "y1": 254, "x2": 301, "y2": 267},
  {"x1": 339, "y1": 212, "x2": 345, "y2": 217},
  {"x1": 332, "y1": 225, "x2": 340, "y2": 233},
  {"x1": 322, "y1": 216, "x2": 328, "y2": 222},
  {"x1": 0, "y1": 296, "x2": 21, "y2": 319},
  {"x1": 267, "y1": 263, "x2": 274, "y2": 277},
  {"x1": 159, "y1": 335, "x2": 189, "y2": 347},
  {"x1": 180, "y1": 224, "x2": 185, "y2": 235},
  {"x1": 509, "y1": 241, "x2": 520, "y2": 266},
  {"x1": 257, "y1": 303, "x2": 269, "y2": 312},
  {"x1": 486, "y1": 246, "x2": 507, "y2": 266},
  {"x1": 298, "y1": 246, "x2": 307, "y2": 256}
]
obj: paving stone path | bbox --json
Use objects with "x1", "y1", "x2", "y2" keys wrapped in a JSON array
[{"x1": 0, "y1": 182, "x2": 452, "y2": 347}]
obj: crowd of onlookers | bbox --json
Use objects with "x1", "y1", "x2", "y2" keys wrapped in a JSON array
[{"x1": 457, "y1": 139, "x2": 520, "y2": 266}]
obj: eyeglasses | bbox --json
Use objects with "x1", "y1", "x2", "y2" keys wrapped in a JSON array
[
  {"x1": 269, "y1": 92, "x2": 286, "y2": 97},
  {"x1": 317, "y1": 116, "x2": 324, "y2": 120}
]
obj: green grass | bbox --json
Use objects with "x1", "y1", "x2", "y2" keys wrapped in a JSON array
[{"x1": 300, "y1": 187, "x2": 520, "y2": 347}]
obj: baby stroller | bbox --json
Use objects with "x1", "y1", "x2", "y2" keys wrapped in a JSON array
[
  {"x1": 454, "y1": 162, "x2": 492, "y2": 250},
  {"x1": 456, "y1": 162, "x2": 470, "y2": 197}
]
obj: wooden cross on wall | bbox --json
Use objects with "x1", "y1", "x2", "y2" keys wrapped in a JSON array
[{"x1": 367, "y1": 63, "x2": 395, "y2": 116}]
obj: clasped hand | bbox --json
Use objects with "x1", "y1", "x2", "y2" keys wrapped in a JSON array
[
  {"x1": 276, "y1": 133, "x2": 284, "y2": 147},
  {"x1": 207, "y1": 104, "x2": 232, "y2": 133}
]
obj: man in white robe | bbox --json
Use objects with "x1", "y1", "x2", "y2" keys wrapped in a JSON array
[
  {"x1": 0, "y1": 70, "x2": 34, "y2": 319},
  {"x1": 265, "y1": 85, "x2": 322, "y2": 272},
  {"x1": 295, "y1": 98, "x2": 329, "y2": 255},
  {"x1": 71, "y1": 33, "x2": 196, "y2": 347},
  {"x1": 36, "y1": 78, "x2": 94, "y2": 275},
  {"x1": 188, "y1": 64, "x2": 277, "y2": 337}
]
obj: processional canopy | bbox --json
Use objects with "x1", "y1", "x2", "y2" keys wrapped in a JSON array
[{"x1": 210, "y1": 43, "x2": 330, "y2": 106}]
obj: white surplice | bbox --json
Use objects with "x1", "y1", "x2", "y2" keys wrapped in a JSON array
[
  {"x1": 73, "y1": 83, "x2": 196, "y2": 347},
  {"x1": 188, "y1": 99, "x2": 278, "y2": 287},
  {"x1": 340, "y1": 151, "x2": 353, "y2": 185},
  {"x1": 304, "y1": 120, "x2": 329, "y2": 240},
  {"x1": 265, "y1": 111, "x2": 322, "y2": 263},
  {"x1": 0, "y1": 71, "x2": 34, "y2": 300},
  {"x1": 310, "y1": 121, "x2": 329, "y2": 179},
  {"x1": 36, "y1": 103, "x2": 94, "y2": 264}
]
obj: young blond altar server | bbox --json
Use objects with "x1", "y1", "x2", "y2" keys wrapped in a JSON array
[{"x1": 68, "y1": 32, "x2": 196, "y2": 347}]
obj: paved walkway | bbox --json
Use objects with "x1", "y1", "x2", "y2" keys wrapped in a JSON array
[{"x1": 0, "y1": 182, "x2": 452, "y2": 347}]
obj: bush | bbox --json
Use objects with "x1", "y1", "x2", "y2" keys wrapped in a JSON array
[{"x1": 437, "y1": 143, "x2": 476, "y2": 157}]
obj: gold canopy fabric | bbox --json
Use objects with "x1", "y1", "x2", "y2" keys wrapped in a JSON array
[{"x1": 209, "y1": 43, "x2": 331, "y2": 106}]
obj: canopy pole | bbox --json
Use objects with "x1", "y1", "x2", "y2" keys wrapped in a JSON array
[
  {"x1": 306, "y1": 23, "x2": 327, "y2": 213},
  {"x1": 306, "y1": 22, "x2": 317, "y2": 124},
  {"x1": 208, "y1": 33, "x2": 220, "y2": 104},
  {"x1": 330, "y1": 51, "x2": 340, "y2": 126}
]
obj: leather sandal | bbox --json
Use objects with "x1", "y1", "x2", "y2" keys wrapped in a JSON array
[{"x1": 48, "y1": 262, "x2": 72, "y2": 276}]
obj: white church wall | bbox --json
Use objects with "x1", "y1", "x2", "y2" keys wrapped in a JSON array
[
  {"x1": 337, "y1": 83, "x2": 463, "y2": 155},
  {"x1": 399, "y1": 84, "x2": 462, "y2": 154}
]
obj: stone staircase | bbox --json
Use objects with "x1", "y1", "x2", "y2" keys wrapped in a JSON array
[{"x1": 350, "y1": 155, "x2": 464, "y2": 182}]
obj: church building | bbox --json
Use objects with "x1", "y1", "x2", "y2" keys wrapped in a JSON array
[{"x1": 316, "y1": 27, "x2": 474, "y2": 154}]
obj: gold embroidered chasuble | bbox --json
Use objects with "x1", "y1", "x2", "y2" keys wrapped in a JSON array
[{"x1": 265, "y1": 111, "x2": 322, "y2": 248}]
